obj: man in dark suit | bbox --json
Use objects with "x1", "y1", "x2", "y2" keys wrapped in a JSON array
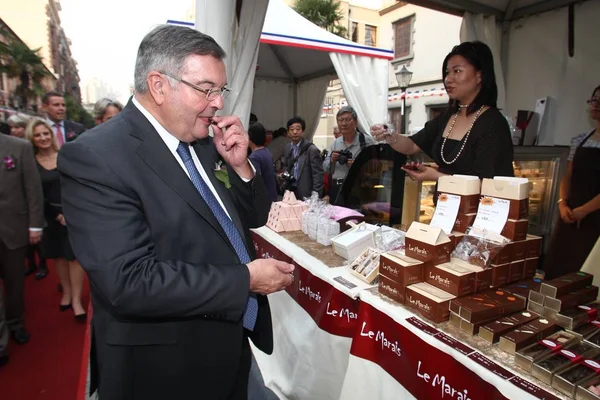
[
  {"x1": 42, "y1": 91, "x2": 85, "y2": 149},
  {"x1": 0, "y1": 134, "x2": 45, "y2": 365},
  {"x1": 283, "y1": 116, "x2": 324, "y2": 199},
  {"x1": 58, "y1": 25, "x2": 293, "y2": 400}
]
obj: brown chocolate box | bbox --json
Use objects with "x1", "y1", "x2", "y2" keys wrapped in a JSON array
[
  {"x1": 459, "y1": 315, "x2": 498, "y2": 335},
  {"x1": 405, "y1": 222, "x2": 453, "y2": 266},
  {"x1": 478, "y1": 310, "x2": 540, "y2": 343},
  {"x1": 525, "y1": 234, "x2": 543, "y2": 259},
  {"x1": 379, "y1": 252, "x2": 425, "y2": 286},
  {"x1": 450, "y1": 288, "x2": 526, "y2": 323},
  {"x1": 512, "y1": 240, "x2": 527, "y2": 261},
  {"x1": 453, "y1": 213, "x2": 477, "y2": 233},
  {"x1": 531, "y1": 342, "x2": 599, "y2": 384},
  {"x1": 499, "y1": 317, "x2": 560, "y2": 353},
  {"x1": 545, "y1": 286, "x2": 600, "y2": 312},
  {"x1": 491, "y1": 242, "x2": 513, "y2": 265},
  {"x1": 541, "y1": 271, "x2": 595, "y2": 298},
  {"x1": 425, "y1": 262, "x2": 475, "y2": 297},
  {"x1": 480, "y1": 178, "x2": 529, "y2": 220},
  {"x1": 556, "y1": 303, "x2": 600, "y2": 330},
  {"x1": 491, "y1": 263, "x2": 510, "y2": 288},
  {"x1": 509, "y1": 260, "x2": 525, "y2": 283},
  {"x1": 523, "y1": 258, "x2": 539, "y2": 279},
  {"x1": 378, "y1": 274, "x2": 406, "y2": 304},
  {"x1": 501, "y1": 219, "x2": 529, "y2": 242},
  {"x1": 501, "y1": 279, "x2": 543, "y2": 303},
  {"x1": 515, "y1": 331, "x2": 580, "y2": 372},
  {"x1": 450, "y1": 258, "x2": 492, "y2": 292},
  {"x1": 405, "y1": 282, "x2": 455, "y2": 323},
  {"x1": 437, "y1": 175, "x2": 481, "y2": 214}
]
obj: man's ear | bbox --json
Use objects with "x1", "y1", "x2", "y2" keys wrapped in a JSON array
[{"x1": 147, "y1": 71, "x2": 168, "y2": 105}]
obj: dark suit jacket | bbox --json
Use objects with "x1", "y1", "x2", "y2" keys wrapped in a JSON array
[
  {"x1": 64, "y1": 119, "x2": 85, "y2": 139},
  {"x1": 58, "y1": 101, "x2": 272, "y2": 400},
  {"x1": 0, "y1": 135, "x2": 44, "y2": 249},
  {"x1": 283, "y1": 138, "x2": 324, "y2": 199}
]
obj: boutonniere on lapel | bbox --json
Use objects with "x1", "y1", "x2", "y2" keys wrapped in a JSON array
[
  {"x1": 214, "y1": 160, "x2": 231, "y2": 189},
  {"x1": 66, "y1": 130, "x2": 77, "y2": 141},
  {"x1": 3, "y1": 155, "x2": 17, "y2": 170}
]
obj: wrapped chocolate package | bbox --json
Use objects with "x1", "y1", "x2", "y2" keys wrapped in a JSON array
[
  {"x1": 531, "y1": 342, "x2": 599, "y2": 384},
  {"x1": 478, "y1": 311, "x2": 539, "y2": 343},
  {"x1": 450, "y1": 289, "x2": 526, "y2": 323},
  {"x1": 515, "y1": 331, "x2": 579, "y2": 371},
  {"x1": 451, "y1": 227, "x2": 510, "y2": 268},
  {"x1": 553, "y1": 354, "x2": 600, "y2": 397},
  {"x1": 498, "y1": 317, "x2": 559, "y2": 353},
  {"x1": 501, "y1": 279, "x2": 543, "y2": 303}
]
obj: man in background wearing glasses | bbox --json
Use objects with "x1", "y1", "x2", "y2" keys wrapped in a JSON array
[
  {"x1": 323, "y1": 106, "x2": 375, "y2": 203},
  {"x1": 57, "y1": 25, "x2": 293, "y2": 400}
]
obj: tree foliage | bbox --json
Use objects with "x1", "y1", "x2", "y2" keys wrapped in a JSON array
[
  {"x1": 65, "y1": 95, "x2": 95, "y2": 129},
  {"x1": 0, "y1": 31, "x2": 51, "y2": 110},
  {"x1": 293, "y1": 0, "x2": 348, "y2": 38}
]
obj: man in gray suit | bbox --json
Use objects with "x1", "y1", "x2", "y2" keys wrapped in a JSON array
[
  {"x1": 282, "y1": 116, "x2": 324, "y2": 200},
  {"x1": 0, "y1": 133, "x2": 44, "y2": 366}
]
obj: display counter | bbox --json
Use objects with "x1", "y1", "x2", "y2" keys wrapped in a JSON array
[{"x1": 251, "y1": 227, "x2": 568, "y2": 400}]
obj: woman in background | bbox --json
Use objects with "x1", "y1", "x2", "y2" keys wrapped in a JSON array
[
  {"x1": 543, "y1": 85, "x2": 600, "y2": 279},
  {"x1": 7, "y1": 114, "x2": 29, "y2": 138},
  {"x1": 372, "y1": 41, "x2": 513, "y2": 180},
  {"x1": 25, "y1": 119, "x2": 86, "y2": 321},
  {"x1": 248, "y1": 122, "x2": 278, "y2": 202},
  {"x1": 93, "y1": 98, "x2": 123, "y2": 125}
]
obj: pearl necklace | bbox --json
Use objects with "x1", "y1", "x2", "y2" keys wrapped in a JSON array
[{"x1": 440, "y1": 105, "x2": 485, "y2": 165}]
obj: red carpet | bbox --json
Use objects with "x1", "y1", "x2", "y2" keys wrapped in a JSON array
[{"x1": 0, "y1": 261, "x2": 90, "y2": 400}]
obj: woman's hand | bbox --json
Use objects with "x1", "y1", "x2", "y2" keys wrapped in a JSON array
[
  {"x1": 571, "y1": 206, "x2": 589, "y2": 222},
  {"x1": 56, "y1": 213, "x2": 66, "y2": 226},
  {"x1": 559, "y1": 202, "x2": 574, "y2": 224},
  {"x1": 401, "y1": 163, "x2": 443, "y2": 182}
]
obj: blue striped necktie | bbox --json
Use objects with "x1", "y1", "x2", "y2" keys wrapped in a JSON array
[{"x1": 176, "y1": 142, "x2": 258, "y2": 330}]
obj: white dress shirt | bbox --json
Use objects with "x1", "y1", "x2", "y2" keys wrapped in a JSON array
[
  {"x1": 48, "y1": 119, "x2": 66, "y2": 146},
  {"x1": 133, "y1": 97, "x2": 250, "y2": 219}
]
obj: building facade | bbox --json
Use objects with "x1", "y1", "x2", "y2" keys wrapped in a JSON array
[{"x1": 2, "y1": 0, "x2": 81, "y2": 103}]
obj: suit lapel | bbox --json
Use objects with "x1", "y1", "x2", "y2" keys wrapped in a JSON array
[
  {"x1": 125, "y1": 104, "x2": 233, "y2": 251},
  {"x1": 295, "y1": 139, "x2": 307, "y2": 180},
  {"x1": 192, "y1": 142, "x2": 246, "y2": 246}
]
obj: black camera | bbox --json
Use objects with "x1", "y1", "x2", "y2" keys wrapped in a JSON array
[
  {"x1": 278, "y1": 171, "x2": 297, "y2": 194},
  {"x1": 337, "y1": 149, "x2": 353, "y2": 165}
]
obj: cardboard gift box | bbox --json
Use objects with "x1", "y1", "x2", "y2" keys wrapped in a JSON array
[
  {"x1": 541, "y1": 271, "x2": 595, "y2": 298},
  {"x1": 525, "y1": 234, "x2": 543, "y2": 258},
  {"x1": 491, "y1": 242, "x2": 513, "y2": 265},
  {"x1": 449, "y1": 232, "x2": 465, "y2": 251},
  {"x1": 379, "y1": 274, "x2": 406, "y2": 304},
  {"x1": 545, "y1": 286, "x2": 599, "y2": 312},
  {"x1": 501, "y1": 279, "x2": 543, "y2": 303},
  {"x1": 459, "y1": 315, "x2": 498, "y2": 335},
  {"x1": 424, "y1": 262, "x2": 475, "y2": 297},
  {"x1": 330, "y1": 223, "x2": 377, "y2": 260},
  {"x1": 405, "y1": 282, "x2": 456, "y2": 323},
  {"x1": 437, "y1": 175, "x2": 482, "y2": 214},
  {"x1": 405, "y1": 222, "x2": 453, "y2": 265},
  {"x1": 499, "y1": 317, "x2": 559, "y2": 354},
  {"x1": 453, "y1": 213, "x2": 477, "y2": 233},
  {"x1": 531, "y1": 342, "x2": 599, "y2": 384},
  {"x1": 509, "y1": 260, "x2": 525, "y2": 283},
  {"x1": 523, "y1": 258, "x2": 539, "y2": 279},
  {"x1": 555, "y1": 356, "x2": 600, "y2": 398},
  {"x1": 282, "y1": 190, "x2": 298, "y2": 204},
  {"x1": 349, "y1": 247, "x2": 381, "y2": 284},
  {"x1": 478, "y1": 310, "x2": 540, "y2": 343},
  {"x1": 515, "y1": 330, "x2": 580, "y2": 372},
  {"x1": 511, "y1": 240, "x2": 527, "y2": 261},
  {"x1": 491, "y1": 263, "x2": 510, "y2": 288},
  {"x1": 481, "y1": 177, "x2": 530, "y2": 220},
  {"x1": 379, "y1": 251, "x2": 425, "y2": 287},
  {"x1": 449, "y1": 288, "x2": 526, "y2": 323},
  {"x1": 501, "y1": 219, "x2": 529, "y2": 242}
]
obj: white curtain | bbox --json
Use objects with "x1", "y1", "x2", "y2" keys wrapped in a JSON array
[
  {"x1": 460, "y1": 12, "x2": 506, "y2": 111},
  {"x1": 251, "y1": 79, "x2": 294, "y2": 131},
  {"x1": 195, "y1": 0, "x2": 269, "y2": 128},
  {"x1": 297, "y1": 75, "x2": 333, "y2": 142},
  {"x1": 330, "y1": 53, "x2": 389, "y2": 135}
]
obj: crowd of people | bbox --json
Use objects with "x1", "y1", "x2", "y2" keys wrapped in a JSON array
[{"x1": 0, "y1": 22, "x2": 598, "y2": 400}]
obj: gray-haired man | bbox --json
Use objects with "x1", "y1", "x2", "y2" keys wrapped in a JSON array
[{"x1": 323, "y1": 106, "x2": 375, "y2": 202}]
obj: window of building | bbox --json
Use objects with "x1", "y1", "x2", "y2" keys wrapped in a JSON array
[
  {"x1": 365, "y1": 25, "x2": 377, "y2": 47},
  {"x1": 389, "y1": 106, "x2": 411, "y2": 135},
  {"x1": 351, "y1": 22, "x2": 359, "y2": 43},
  {"x1": 427, "y1": 104, "x2": 447, "y2": 120},
  {"x1": 393, "y1": 16, "x2": 413, "y2": 58}
]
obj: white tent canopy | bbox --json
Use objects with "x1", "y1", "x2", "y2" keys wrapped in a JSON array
[{"x1": 174, "y1": 0, "x2": 393, "y2": 140}]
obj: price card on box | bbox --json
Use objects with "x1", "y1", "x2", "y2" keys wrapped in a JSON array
[
  {"x1": 473, "y1": 197, "x2": 510, "y2": 234},
  {"x1": 430, "y1": 193, "x2": 461, "y2": 234}
]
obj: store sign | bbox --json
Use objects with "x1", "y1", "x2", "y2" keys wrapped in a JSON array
[{"x1": 252, "y1": 232, "x2": 359, "y2": 338}]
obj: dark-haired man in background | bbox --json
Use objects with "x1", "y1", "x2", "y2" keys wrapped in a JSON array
[
  {"x1": 248, "y1": 122, "x2": 277, "y2": 202},
  {"x1": 282, "y1": 116, "x2": 323, "y2": 199},
  {"x1": 42, "y1": 91, "x2": 85, "y2": 148}
]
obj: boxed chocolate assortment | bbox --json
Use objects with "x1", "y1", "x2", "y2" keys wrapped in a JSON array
[
  {"x1": 523, "y1": 257, "x2": 539, "y2": 279},
  {"x1": 378, "y1": 251, "x2": 426, "y2": 304},
  {"x1": 500, "y1": 219, "x2": 529, "y2": 242},
  {"x1": 509, "y1": 260, "x2": 525, "y2": 283},
  {"x1": 424, "y1": 262, "x2": 475, "y2": 297},
  {"x1": 348, "y1": 247, "x2": 381, "y2": 284},
  {"x1": 511, "y1": 240, "x2": 527, "y2": 262},
  {"x1": 515, "y1": 330, "x2": 580, "y2": 372},
  {"x1": 498, "y1": 317, "x2": 559, "y2": 354},
  {"x1": 491, "y1": 263, "x2": 510, "y2": 288},
  {"x1": 556, "y1": 303, "x2": 600, "y2": 330},
  {"x1": 554, "y1": 354, "x2": 600, "y2": 398},
  {"x1": 459, "y1": 315, "x2": 498, "y2": 335},
  {"x1": 569, "y1": 321, "x2": 600, "y2": 340},
  {"x1": 478, "y1": 311, "x2": 540, "y2": 343},
  {"x1": 585, "y1": 329, "x2": 600, "y2": 348},
  {"x1": 545, "y1": 286, "x2": 599, "y2": 313},
  {"x1": 405, "y1": 282, "x2": 455, "y2": 323},
  {"x1": 437, "y1": 175, "x2": 482, "y2": 214},
  {"x1": 576, "y1": 374, "x2": 600, "y2": 400},
  {"x1": 450, "y1": 289, "x2": 526, "y2": 324},
  {"x1": 480, "y1": 177, "x2": 529, "y2": 220},
  {"x1": 501, "y1": 279, "x2": 543, "y2": 303},
  {"x1": 541, "y1": 271, "x2": 595, "y2": 298},
  {"x1": 405, "y1": 222, "x2": 453, "y2": 266},
  {"x1": 525, "y1": 234, "x2": 543, "y2": 259},
  {"x1": 531, "y1": 342, "x2": 599, "y2": 384}
]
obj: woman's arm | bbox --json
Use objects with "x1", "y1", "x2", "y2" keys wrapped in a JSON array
[
  {"x1": 558, "y1": 162, "x2": 574, "y2": 223},
  {"x1": 572, "y1": 193, "x2": 600, "y2": 222}
]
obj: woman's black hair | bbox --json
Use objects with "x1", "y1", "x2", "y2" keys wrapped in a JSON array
[
  {"x1": 592, "y1": 85, "x2": 600, "y2": 98},
  {"x1": 248, "y1": 122, "x2": 267, "y2": 146},
  {"x1": 442, "y1": 41, "x2": 498, "y2": 115}
]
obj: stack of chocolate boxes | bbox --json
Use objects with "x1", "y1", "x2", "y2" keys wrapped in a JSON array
[{"x1": 266, "y1": 191, "x2": 307, "y2": 232}]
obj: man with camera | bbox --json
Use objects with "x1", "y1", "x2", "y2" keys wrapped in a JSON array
[
  {"x1": 323, "y1": 106, "x2": 375, "y2": 203},
  {"x1": 281, "y1": 116, "x2": 324, "y2": 199}
]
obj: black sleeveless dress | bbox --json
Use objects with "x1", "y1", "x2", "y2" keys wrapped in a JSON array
[{"x1": 37, "y1": 162, "x2": 76, "y2": 261}]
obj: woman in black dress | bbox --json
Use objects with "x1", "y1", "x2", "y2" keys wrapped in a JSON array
[
  {"x1": 543, "y1": 85, "x2": 600, "y2": 279},
  {"x1": 372, "y1": 41, "x2": 514, "y2": 180},
  {"x1": 25, "y1": 119, "x2": 86, "y2": 321}
]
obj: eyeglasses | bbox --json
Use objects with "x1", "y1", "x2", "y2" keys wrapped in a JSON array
[
  {"x1": 337, "y1": 117, "x2": 354, "y2": 124},
  {"x1": 587, "y1": 98, "x2": 600, "y2": 105},
  {"x1": 160, "y1": 71, "x2": 231, "y2": 101}
]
